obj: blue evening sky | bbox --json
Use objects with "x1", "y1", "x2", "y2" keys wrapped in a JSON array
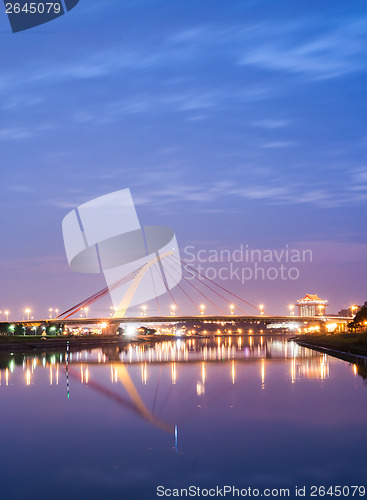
[{"x1": 0, "y1": 0, "x2": 366, "y2": 317}]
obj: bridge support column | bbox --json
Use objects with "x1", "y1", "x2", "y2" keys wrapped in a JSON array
[
  {"x1": 105, "y1": 323, "x2": 119, "y2": 336},
  {"x1": 319, "y1": 321, "x2": 327, "y2": 334}
]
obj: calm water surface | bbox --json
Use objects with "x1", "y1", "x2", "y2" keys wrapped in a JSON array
[{"x1": 0, "y1": 335, "x2": 366, "y2": 500}]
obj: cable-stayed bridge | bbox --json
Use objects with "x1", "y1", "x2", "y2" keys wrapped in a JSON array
[{"x1": 0, "y1": 254, "x2": 352, "y2": 333}]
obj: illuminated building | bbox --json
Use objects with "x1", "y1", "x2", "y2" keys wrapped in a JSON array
[{"x1": 296, "y1": 293, "x2": 328, "y2": 317}]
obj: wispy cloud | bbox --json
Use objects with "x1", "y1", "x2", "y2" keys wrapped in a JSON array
[
  {"x1": 70, "y1": 84, "x2": 273, "y2": 126},
  {"x1": 0, "y1": 127, "x2": 33, "y2": 140},
  {"x1": 34, "y1": 159, "x2": 367, "y2": 216},
  {"x1": 0, "y1": 255, "x2": 67, "y2": 275},
  {"x1": 261, "y1": 141, "x2": 296, "y2": 149},
  {"x1": 252, "y1": 119, "x2": 290, "y2": 129},
  {"x1": 238, "y1": 19, "x2": 367, "y2": 79},
  {"x1": 8, "y1": 185, "x2": 34, "y2": 193},
  {"x1": 126, "y1": 160, "x2": 367, "y2": 209},
  {"x1": 352, "y1": 167, "x2": 367, "y2": 185}
]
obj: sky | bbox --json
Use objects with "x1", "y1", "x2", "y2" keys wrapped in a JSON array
[{"x1": 0, "y1": 0, "x2": 366, "y2": 319}]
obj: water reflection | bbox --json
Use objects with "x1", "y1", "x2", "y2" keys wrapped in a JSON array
[
  {"x1": 1, "y1": 336, "x2": 366, "y2": 439},
  {"x1": 0, "y1": 335, "x2": 366, "y2": 498},
  {"x1": 2, "y1": 336, "x2": 367, "y2": 391}
]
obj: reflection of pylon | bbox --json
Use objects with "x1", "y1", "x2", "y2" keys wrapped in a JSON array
[
  {"x1": 62, "y1": 189, "x2": 182, "y2": 315},
  {"x1": 67, "y1": 363, "x2": 174, "y2": 433},
  {"x1": 114, "y1": 364, "x2": 174, "y2": 433}
]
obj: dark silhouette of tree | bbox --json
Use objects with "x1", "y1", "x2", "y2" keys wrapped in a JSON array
[{"x1": 351, "y1": 304, "x2": 367, "y2": 330}]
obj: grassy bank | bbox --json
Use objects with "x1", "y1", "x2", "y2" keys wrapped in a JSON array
[
  {"x1": 0, "y1": 335, "x2": 115, "y2": 344},
  {"x1": 0, "y1": 335, "x2": 63, "y2": 343},
  {"x1": 0, "y1": 334, "x2": 182, "y2": 352},
  {"x1": 0, "y1": 335, "x2": 130, "y2": 352},
  {"x1": 294, "y1": 331, "x2": 367, "y2": 356}
]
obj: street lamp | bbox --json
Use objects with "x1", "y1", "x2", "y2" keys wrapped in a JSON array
[
  {"x1": 230, "y1": 304, "x2": 234, "y2": 315},
  {"x1": 351, "y1": 305, "x2": 358, "y2": 317},
  {"x1": 259, "y1": 304, "x2": 264, "y2": 315},
  {"x1": 25, "y1": 308, "x2": 31, "y2": 321},
  {"x1": 289, "y1": 305, "x2": 294, "y2": 316},
  {"x1": 49, "y1": 308, "x2": 53, "y2": 319},
  {"x1": 318, "y1": 304, "x2": 323, "y2": 316},
  {"x1": 55, "y1": 308, "x2": 59, "y2": 318},
  {"x1": 200, "y1": 304, "x2": 205, "y2": 316},
  {"x1": 170, "y1": 304, "x2": 176, "y2": 316},
  {"x1": 84, "y1": 307, "x2": 88, "y2": 318},
  {"x1": 141, "y1": 305, "x2": 147, "y2": 317},
  {"x1": 4, "y1": 310, "x2": 9, "y2": 322}
]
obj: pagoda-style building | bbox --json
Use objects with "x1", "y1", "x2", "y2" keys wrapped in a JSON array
[{"x1": 296, "y1": 293, "x2": 328, "y2": 317}]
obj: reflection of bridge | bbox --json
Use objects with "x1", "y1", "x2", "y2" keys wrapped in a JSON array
[{"x1": 68, "y1": 362, "x2": 175, "y2": 433}]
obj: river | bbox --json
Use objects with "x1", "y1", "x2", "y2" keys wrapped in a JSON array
[{"x1": 0, "y1": 335, "x2": 366, "y2": 499}]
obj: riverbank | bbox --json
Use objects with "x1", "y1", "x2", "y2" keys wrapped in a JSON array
[
  {"x1": 0, "y1": 334, "x2": 176, "y2": 353},
  {"x1": 294, "y1": 332, "x2": 367, "y2": 357},
  {"x1": 0, "y1": 332, "x2": 291, "y2": 353}
]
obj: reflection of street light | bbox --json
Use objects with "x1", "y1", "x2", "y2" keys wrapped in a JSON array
[
  {"x1": 25, "y1": 308, "x2": 31, "y2": 321},
  {"x1": 200, "y1": 304, "x2": 205, "y2": 316},
  {"x1": 289, "y1": 305, "x2": 294, "y2": 316},
  {"x1": 259, "y1": 304, "x2": 264, "y2": 315},
  {"x1": 230, "y1": 304, "x2": 234, "y2": 315}
]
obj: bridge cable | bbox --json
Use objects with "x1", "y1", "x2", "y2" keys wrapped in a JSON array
[
  {"x1": 56, "y1": 265, "x2": 145, "y2": 319},
  {"x1": 149, "y1": 266, "x2": 162, "y2": 317},
  {"x1": 161, "y1": 259, "x2": 226, "y2": 315},
  {"x1": 170, "y1": 255, "x2": 267, "y2": 315},
  {"x1": 159, "y1": 259, "x2": 201, "y2": 313},
  {"x1": 151, "y1": 262, "x2": 183, "y2": 316},
  {"x1": 165, "y1": 256, "x2": 247, "y2": 315}
]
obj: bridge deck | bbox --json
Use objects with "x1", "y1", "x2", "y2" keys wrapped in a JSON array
[{"x1": 0, "y1": 315, "x2": 351, "y2": 326}]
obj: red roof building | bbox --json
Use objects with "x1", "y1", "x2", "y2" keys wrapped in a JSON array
[{"x1": 296, "y1": 293, "x2": 328, "y2": 317}]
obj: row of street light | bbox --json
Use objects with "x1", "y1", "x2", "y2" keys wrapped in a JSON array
[
  {"x1": 136, "y1": 303, "x2": 267, "y2": 317},
  {"x1": 1, "y1": 302, "x2": 359, "y2": 322},
  {"x1": 0, "y1": 308, "x2": 61, "y2": 322},
  {"x1": 0, "y1": 310, "x2": 10, "y2": 321}
]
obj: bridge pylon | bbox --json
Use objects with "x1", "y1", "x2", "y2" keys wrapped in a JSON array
[{"x1": 104, "y1": 250, "x2": 174, "y2": 335}]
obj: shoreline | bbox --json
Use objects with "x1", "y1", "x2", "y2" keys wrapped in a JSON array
[
  {"x1": 0, "y1": 332, "x2": 292, "y2": 354},
  {"x1": 0, "y1": 334, "x2": 177, "y2": 353},
  {"x1": 292, "y1": 332, "x2": 367, "y2": 358}
]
